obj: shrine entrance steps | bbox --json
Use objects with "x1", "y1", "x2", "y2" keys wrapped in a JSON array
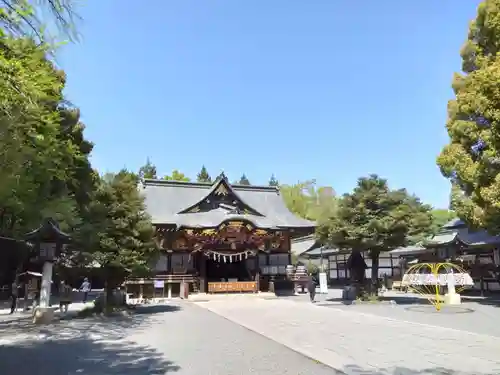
[{"x1": 188, "y1": 292, "x2": 277, "y2": 302}]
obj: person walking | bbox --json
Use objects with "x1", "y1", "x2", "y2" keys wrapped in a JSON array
[
  {"x1": 307, "y1": 273, "x2": 318, "y2": 303},
  {"x1": 59, "y1": 280, "x2": 72, "y2": 313},
  {"x1": 9, "y1": 280, "x2": 19, "y2": 314},
  {"x1": 79, "y1": 278, "x2": 91, "y2": 303}
]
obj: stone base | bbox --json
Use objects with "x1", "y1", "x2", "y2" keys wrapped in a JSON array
[
  {"x1": 32, "y1": 307, "x2": 55, "y2": 324},
  {"x1": 342, "y1": 286, "x2": 357, "y2": 301},
  {"x1": 444, "y1": 293, "x2": 461, "y2": 305}
]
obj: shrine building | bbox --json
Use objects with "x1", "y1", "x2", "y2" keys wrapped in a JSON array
[{"x1": 126, "y1": 173, "x2": 315, "y2": 298}]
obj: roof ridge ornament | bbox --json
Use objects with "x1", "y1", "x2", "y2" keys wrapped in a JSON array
[
  {"x1": 217, "y1": 171, "x2": 228, "y2": 182},
  {"x1": 177, "y1": 174, "x2": 264, "y2": 216}
]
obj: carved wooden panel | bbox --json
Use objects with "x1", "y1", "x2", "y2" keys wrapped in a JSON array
[{"x1": 208, "y1": 281, "x2": 257, "y2": 293}]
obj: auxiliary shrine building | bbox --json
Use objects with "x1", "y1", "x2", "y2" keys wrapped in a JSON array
[{"x1": 127, "y1": 173, "x2": 315, "y2": 298}]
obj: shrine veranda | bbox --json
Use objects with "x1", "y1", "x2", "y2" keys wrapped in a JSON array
[{"x1": 125, "y1": 174, "x2": 315, "y2": 299}]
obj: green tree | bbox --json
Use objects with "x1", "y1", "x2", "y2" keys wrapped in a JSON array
[
  {"x1": 268, "y1": 174, "x2": 279, "y2": 187},
  {"x1": 196, "y1": 165, "x2": 212, "y2": 183},
  {"x1": 238, "y1": 174, "x2": 251, "y2": 185},
  {"x1": 0, "y1": 37, "x2": 94, "y2": 238},
  {"x1": 139, "y1": 158, "x2": 157, "y2": 179},
  {"x1": 85, "y1": 170, "x2": 158, "y2": 304},
  {"x1": 163, "y1": 170, "x2": 190, "y2": 182},
  {"x1": 317, "y1": 175, "x2": 433, "y2": 295},
  {"x1": 437, "y1": 0, "x2": 500, "y2": 232},
  {"x1": 430, "y1": 209, "x2": 456, "y2": 234},
  {"x1": 280, "y1": 181, "x2": 337, "y2": 222},
  {"x1": 1, "y1": 0, "x2": 80, "y2": 45}
]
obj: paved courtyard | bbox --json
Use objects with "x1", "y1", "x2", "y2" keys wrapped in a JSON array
[
  {"x1": 1, "y1": 296, "x2": 499, "y2": 375},
  {"x1": 198, "y1": 297, "x2": 500, "y2": 374},
  {"x1": 0, "y1": 302, "x2": 339, "y2": 375}
]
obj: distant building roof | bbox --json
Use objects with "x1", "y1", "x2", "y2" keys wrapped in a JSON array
[
  {"x1": 291, "y1": 235, "x2": 340, "y2": 258},
  {"x1": 389, "y1": 245, "x2": 428, "y2": 256},
  {"x1": 442, "y1": 218, "x2": 466, "y2": 230},
  {"x1": 141, "y1": 173, "x2": 316, "y2": 230},
  {"x1": 291, "y1": 235, "x2": 318, "y2": 256}
]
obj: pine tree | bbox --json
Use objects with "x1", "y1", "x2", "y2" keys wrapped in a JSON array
[
  {"x1": 238, "y1": 174, "x2": 251, "y2": 185},
  {"x1": 138, "y1": 158, "x2": 157, "y2": 179},
  {"x1": 268, "y1": 174, "x2": 279, "y2": 187},
  {"x1": 197, "y1": 165, "x2": 212, "y2": 182}
]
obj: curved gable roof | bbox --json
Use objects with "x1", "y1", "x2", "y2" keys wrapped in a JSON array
[{"x1": 141, "y1": 175, "x2": 316, "y2": 230}]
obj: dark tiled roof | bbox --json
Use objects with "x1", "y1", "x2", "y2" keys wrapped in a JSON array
[
  {"x1": 141, "y1": 174, "x2": 316, "y2": 230},
  {"x1": 290, "y1": 235, "x2": 340, "y2": 258},
  {"x1": 442, "y1": 218, "x2": 466, "y2": 229},
  {"x1": 424, "y1": 227, "x2": 500, "y2": 247},
  {"x1": 291, "y1": 235, "x2": 318, "y2": 256}
]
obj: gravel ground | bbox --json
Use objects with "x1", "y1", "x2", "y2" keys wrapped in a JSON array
[{"x1": 0, "y1": 301, "x2": 341, "y2": 375}]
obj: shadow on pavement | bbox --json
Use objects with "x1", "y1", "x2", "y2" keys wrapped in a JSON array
[
  {"x1": 343, "y1": 364, "x2": 496, "y2": 374},
  {"x1": 460, "y1": 293, "x2": 500, "y2": 308},
  {"x1": 133, "y1": 304, "x2": 182, "y2": 315},
  {"x1": 0, "y1": 312, "x2": 180, "y2": 375}
]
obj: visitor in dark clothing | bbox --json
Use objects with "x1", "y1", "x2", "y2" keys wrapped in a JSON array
[
  {"x1": 9, "y1": 281, "x2": 19, "y2": 314},
  {"x1": 307, "y1": 274, "x2": 317, "y2": 303}
]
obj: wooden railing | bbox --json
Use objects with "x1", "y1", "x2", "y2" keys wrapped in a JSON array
[
  {"x1": 125, "y1": 274, "x2": 196, "y2": 284},
  {"x1": 208, "y1": 281, "x2": 257, "y2": 293}
]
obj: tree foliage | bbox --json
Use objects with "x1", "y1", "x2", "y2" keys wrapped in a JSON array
[
  {"x1": 437, "y1": 0, "x2": 500, "y2": 232},
  {"x1": 1, "y1": 0, "x2": 80, "y2": 45},
  {"x1": 280, "y1": 180, "x2": 337, "y2": 222},
  {"x1": 316, "y1": 175, "x2": 433, "y2": 292},
  {"x1": 0, "y1": 36, "x2": 95, "y2": 238},
  {"x1": 268, "y1": 174, "x2": 279, "y2": 187},
  {"x1": 84, "y1": 171, "x2": 157, "y2": 279},
  {"x1": 238, "y1": 174, "x2": 251, "y2": 185},
  {"x1": 196, "y1": 165, "x2": 212, "y2": 183},
  {"x1": 138, "y1": 158, "x2": 157, "y2": 179},
  {"x1": 430, "y1": 209, "x2": 455, "y2": 234},
  {"x1": 163, "y1": 169, "x2": 190, "y2": 182}
]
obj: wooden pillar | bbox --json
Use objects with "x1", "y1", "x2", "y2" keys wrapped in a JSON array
[
  {"x1": 199, "y1": 253, "x2": 207, "y2": 293},
  {"x1": 254, "y1": 253, "x2": 260, "y2": 292},
  {"x1": 167, "y1": 253, "x2": 172, "y2": 273}
]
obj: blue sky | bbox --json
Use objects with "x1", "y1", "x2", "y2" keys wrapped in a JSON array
[{"x1": 59, "y1": 0, "x2": 482, "y2": 209}]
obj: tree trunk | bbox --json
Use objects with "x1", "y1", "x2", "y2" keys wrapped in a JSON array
[{"x1": 370, "y1": 251, "x2": 380, "y2": 296}]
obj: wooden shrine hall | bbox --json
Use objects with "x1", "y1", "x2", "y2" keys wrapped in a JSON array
[{"x1": 126, "y1": 173, "x2": 315, "y2": 298}]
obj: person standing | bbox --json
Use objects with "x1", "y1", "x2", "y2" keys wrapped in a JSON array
[
  {"x1": 59, "y1": 280, "x2": 72, "y2": 313},
  {"x1": 79, "y1": 278, "x2": 91, "y2": 303},
  {"x1": 307, "y1": 273, "x2": 317, "y2": 303},
  {"x1": 9, "y1": 280, "x2": 19, "y2": 314}
]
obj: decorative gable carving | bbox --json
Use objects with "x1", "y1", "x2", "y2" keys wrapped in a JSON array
[{"x1": 178, "y1": 175, "x2": 263, "y2": 216}]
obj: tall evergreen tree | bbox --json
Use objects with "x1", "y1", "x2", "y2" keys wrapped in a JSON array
[
  {"x1": 238, "y1": 174, "x2": 251, "y2": 185},
  {"x1": 437, "y1": 0, "x2": 500, "y2": 232},
  {"x1": 317, "y1": 175, "x2": 433, "y2": 296},
  {"x1": 197, "y1": 165, "x2": 212, "y2": 182},
  {"x1": 138, "y1": 158, "x2": 157, "y2": 179},
  {"x1": 83, "y1": 170, "x2": 157, "y2": 303},
  {"x1": 268, "y1": 174, "x2": 279, "y2": 187}
]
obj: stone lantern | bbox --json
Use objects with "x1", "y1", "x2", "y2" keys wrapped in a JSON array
[{"x1": 24, "y1": 218, "x2": 70, "y2": 323}]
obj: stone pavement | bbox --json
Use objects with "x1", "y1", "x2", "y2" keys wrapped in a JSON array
[
  {"x1": 0, "y1": 302, "x2": 341, "y2": 375},
  {"x1": 197, "y1": 298, "x2": 500, "y2": 374}
]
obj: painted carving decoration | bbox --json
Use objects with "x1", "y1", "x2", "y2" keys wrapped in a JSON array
[{"x1": 172, "y1": 221, "x2": 286, "y2": 253}]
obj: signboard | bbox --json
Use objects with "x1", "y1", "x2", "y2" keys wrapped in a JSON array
[
  {"x1": 154, "y1": 280, "x2": 164, "y2": 289},
  {"x1": 318, "y1": 272, "x2": 328, "y2": 294}
]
